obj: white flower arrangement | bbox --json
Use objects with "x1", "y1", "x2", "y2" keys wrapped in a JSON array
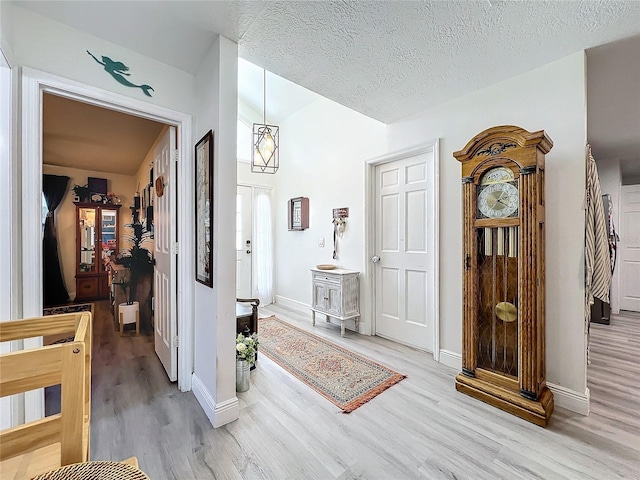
[{"x1": 236, "y1": 333, "x2": 259, "y2": 364}]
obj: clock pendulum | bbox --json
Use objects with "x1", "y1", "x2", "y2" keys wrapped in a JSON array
[{"x1": 453, "y1": 126, "x2": 554, "y2": 427}]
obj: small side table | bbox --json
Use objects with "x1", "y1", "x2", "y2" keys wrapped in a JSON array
[{"x1": 310, "y1": 268, "x2": 359, "y2": 336}]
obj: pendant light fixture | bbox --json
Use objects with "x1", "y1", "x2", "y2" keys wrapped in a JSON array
[{"x1": 251, "y1": 69, "x2": 279, "y2": 173}]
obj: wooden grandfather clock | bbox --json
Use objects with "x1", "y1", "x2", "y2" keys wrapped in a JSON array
[{"x1": 453, "y1": 125, "x2": 554, "y2": 427}]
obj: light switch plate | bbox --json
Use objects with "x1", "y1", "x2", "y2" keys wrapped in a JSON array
[{"x1": 318, "y1": 237, "x2": 325, "y2": 247}]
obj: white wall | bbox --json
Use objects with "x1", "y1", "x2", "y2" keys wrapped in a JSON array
[
  {"x1": 0, "y1": 2, "x2": 15, "y2": 63},
  {"x1": 8, "y1": 5, "x2": 195, "y2": 115},
  {"x1": 596, "y1": 157, "x2": 622, "y2": 313},
  {"x1": 237, "y1": 161, "x2": 277, "y2": 188},
  {"x1": 388, "y1": 52, "x2": 589, "y2": 409},
  {"x1": 272, "y1": 98, "x2": 387, "y2": 332},
  {"x1": 192, "y1": 37, "x2": 239, "y2": 427},
  {"x1": 622, "y1": 175, "x2": 640, "y2": 186}
]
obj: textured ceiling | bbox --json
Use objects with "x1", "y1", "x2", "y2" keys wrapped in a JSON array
[
  {"x1": 15, "y1": 1, "x2": 640, "y2": 124},
  {"x1": 43, "y1": 93, "x2": 165, "y2": 175}
]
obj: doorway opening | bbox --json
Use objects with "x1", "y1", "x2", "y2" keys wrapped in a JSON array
[
  {"x1": 364, "y1": 141, "x2": 439, "y2": 359},
  {"x1": 586, "y1": 35, "x2": 640, "y2": 422},
  {"x1": 21, "y1": 68, "x2": 194, "y2": 423},
  {"x1": 41, "y1": 92, "x2": 176, "y2": 414}
]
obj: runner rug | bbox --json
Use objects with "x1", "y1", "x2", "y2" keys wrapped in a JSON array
[
  {"x1": 43, "y1": 302, "x2": 94, "y2": 317},
  {"x1": 258, "y1": 315, "x2": 406, "y2": 413}
]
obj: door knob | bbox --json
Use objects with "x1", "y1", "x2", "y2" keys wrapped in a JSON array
[
  {"x1": 246, "y1": 250, "x2": 251, "y2": 254},
  {"x1": 371, "y1": 255, "x2": 380, "y2": 263}
]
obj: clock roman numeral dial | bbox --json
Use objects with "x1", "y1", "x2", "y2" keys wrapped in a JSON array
[{"x1": 478, "y1": 181, "x2": 519, "y2": 219}]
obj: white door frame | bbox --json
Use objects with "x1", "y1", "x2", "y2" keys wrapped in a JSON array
[
  {"x1": 21, "y1": 68, "x2": 195, "y2": 419},
  {"x1": 363, "y1": 140, "x2": 440, "y2": 360},
  {"x1": 236, "y1": 184, "x2": 254, "y2": 299},
  {"x1": 1, "y1": 45, "x2": 24, "y2": 429}
]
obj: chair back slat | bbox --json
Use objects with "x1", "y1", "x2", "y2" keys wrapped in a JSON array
[{"x1": 0, "y1": 311, "x2": 92, "y2": 469}]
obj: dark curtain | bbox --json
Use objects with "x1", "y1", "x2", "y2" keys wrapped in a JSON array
[{"x1": 43, "y1": 174, "x2": 70, "y2": 306}]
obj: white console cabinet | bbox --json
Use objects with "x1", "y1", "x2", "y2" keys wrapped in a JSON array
[{"x1": 310, "y1": 268, "x2": 359, "y2": 336}]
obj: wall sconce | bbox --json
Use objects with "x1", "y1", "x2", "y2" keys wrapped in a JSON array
[{"x1": 332, "y1": 207, "x2": 349, "y2": 259}]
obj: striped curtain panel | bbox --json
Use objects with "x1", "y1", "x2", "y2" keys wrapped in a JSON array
[{"x1": 585, "y1": 145, "x2": 612, "y2": 328}]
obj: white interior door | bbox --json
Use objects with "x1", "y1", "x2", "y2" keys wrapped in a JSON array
[
  {"x1": 619, "y1": 184, "x2": 640, "y2": 312},
  {"x1": 374, "y1": 154, "x2": 432, "y2": 351},
  {"x1": 236, "y1": 185, "x2": 252, "y2": 298},
  {"x1": 154, "y1": 126, "x2": 178, "y2": 381}
]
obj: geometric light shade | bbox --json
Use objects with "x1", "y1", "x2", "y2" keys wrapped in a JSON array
[{"x1": 251, "y1": 123, "x2": 279, "y2": 174}]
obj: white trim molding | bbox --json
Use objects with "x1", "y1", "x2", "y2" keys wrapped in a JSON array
[
  {"x1": 438, "y1": 349, "x2": 462, "y2": 372},
  {"x1": 547, "y1": 383, "x2": 590, "y2": 416},
  {"x1": 440, "y1": 346, "x2": 590, "y2": 415},
  {"x1": 274, "y1": 295, "x2": 310, "y2": 315},
  {"x1": 192, "y1": 374, "x2": 239, "y2": 428},
  {"x1": 20, "y1": 68, "x2": 194, "y2": 404},
  {"x1": 363, "y1": 140, "x2": 440, "y2": 358}
]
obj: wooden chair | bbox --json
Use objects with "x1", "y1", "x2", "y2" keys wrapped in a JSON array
[
  {"x1": 236, "y1": 298, "x2": 260, "y2": 369},
  {"x1": 0, "y1": 312, "x2": 92, "y2": 479},
  {"x1": 236, "y1": 298, "x2": 260, "y2": 335}
]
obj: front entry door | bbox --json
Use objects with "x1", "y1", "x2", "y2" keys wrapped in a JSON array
[
  {"x1": 236, "y1": 185, "x2": 252, "y2": 298},
  {"x1": 154, "y1": 126, "x2": 178, "y2": 381},
  {"x1": 374, "y1": 153, "x2": 432, "y2": 351},
  {"x1": 619, "y1": 185, "x2": 640, "y2": 312}
]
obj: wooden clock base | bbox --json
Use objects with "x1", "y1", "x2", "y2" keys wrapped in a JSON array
[{"x1": 455, "y1": 373, "x2": 554, "y2": 427}]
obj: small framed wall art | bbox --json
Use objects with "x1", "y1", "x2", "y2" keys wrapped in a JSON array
[
  {"x1": 195, "y1": 130, "x2": 214, "y2": 287},
  {"x1": 288, "y1": 197, "x2": 309, "y2": 231}
]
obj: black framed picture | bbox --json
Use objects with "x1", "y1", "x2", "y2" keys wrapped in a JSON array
[
  {"x1": 195, "y1": 130, "x2": 214, "y2": 287},
  {"x1": 88, "y1": 177, "x2": 107, "y2": 195}
]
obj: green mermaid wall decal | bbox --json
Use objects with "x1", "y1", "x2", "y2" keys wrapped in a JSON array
[{"x1": 87, "y1": 50, "x2": 154, "y2": 97}]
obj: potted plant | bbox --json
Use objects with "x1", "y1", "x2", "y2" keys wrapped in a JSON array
[
  {"x1": 115, "y1": 221, "x2": 154, "y2": 331},
  {"x1": 114, "y1": 276, "x2": 139, "y2": 334},
  {"x1": 72, "y1": 184, "x2": 90, "y2": 202},
  {"x1": 236, "y1": 333, "x2": 259, "y2": 392}
]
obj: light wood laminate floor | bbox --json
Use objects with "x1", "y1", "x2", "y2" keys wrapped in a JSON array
[{"x1": 90, "y1": 301, "x2": 640, "y2": 479}]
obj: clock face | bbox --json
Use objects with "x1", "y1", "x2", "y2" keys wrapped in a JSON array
[{"x1": 478, "y1": 181, "x2": 519, "y2": 218}]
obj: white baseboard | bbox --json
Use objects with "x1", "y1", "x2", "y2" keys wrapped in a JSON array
[
  {"x1": 191, "y1": 373, "x2": 239, "y2": 428},
  {"x1": 547, "y1": 383, "x2": 590, "y2": 416},
  {"x1": 274, "y1": 295, "x2": 310, "y2": 315},
  {"x1": 437, "y1": 351, "x2": 589, "y2": 415},
  {"x1": 439, "y1": 349, "x2": 462, "y2": 371}
]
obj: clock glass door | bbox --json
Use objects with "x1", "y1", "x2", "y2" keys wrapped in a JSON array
[
  {"x1": 476, "y1": 166, "x2": 519, "y2": 378},
  {"x1": 476, "y1": 227, "x2": 518, "y2": 377}
]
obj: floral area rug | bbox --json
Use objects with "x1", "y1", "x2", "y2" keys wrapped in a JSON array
[
  {"x1": 258, "y1": 315, "x2": 406, "y2": 413},
  {"x1": 43, "y1": 302, "x2": 94, "y2": 317}
]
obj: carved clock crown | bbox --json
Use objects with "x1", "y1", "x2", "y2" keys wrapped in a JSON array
[{"x1": 453, "y1": 125, "x2": 553, "y2": 164}]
